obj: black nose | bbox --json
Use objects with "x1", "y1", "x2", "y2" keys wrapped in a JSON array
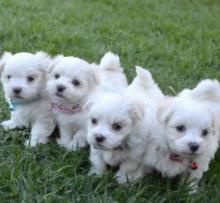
[
  {"x1": 95, "y1": 134, "x2": 105, "y2": 143},
  {"x1": 13, "y1": 87, "x2": 22, "y2": 94},
  {"x1": 57, "y1": 85, "x2": 65, "y2": 93},
  {"x1": 189, "y1": 142, "x2": 200, "y2": 152}
]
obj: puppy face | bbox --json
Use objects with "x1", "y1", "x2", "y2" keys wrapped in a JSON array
[
  {"x1": 46, "y1": 56, "x2": 99, "y2": 104},
  {"x1": 87, "y1": 94, "x2": 144, "y2": 150},
  {"x1": 0, "y1": 52, "x2": 49, "y2": 102},
  {"x1": 158, "y1": 99, "x2": 214, "y2": 158}
]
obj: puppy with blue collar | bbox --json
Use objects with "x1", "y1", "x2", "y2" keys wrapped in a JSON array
[{"x1": 0, "y1": 52, "x2": 56, "y2": 147}]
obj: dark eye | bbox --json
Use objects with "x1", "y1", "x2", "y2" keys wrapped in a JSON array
[
  {"x1": 27, "y1": 76, "x2": 34, "y2": 82},
  {"x1": 7, "y1": 75, "x2": 11, "y2": 79},
  {"x1": 91, "y1": 118, "x2": 97, "y2": 125},
  {"x1": 202, "y1": 129, "x2": 208, "y2": 137},
  {"x1": 176, "y1": 125, "x2": 186, "y2": 132},
  {"x1": 72, "y1": 79, "x2": 80, "y2": 86},
  {"x1": 112, "y1": 123, "x2": 122, "y2": 131},
  {"x1": 54, "y1": 74, "x2": 60, "y2": 79}
]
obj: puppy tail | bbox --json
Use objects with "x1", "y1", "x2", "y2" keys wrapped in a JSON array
[
  {"x1": 99, "y1": 51, "x2": 122, "y2": 72},
  {"x1": 130, "y1": 66, "x2": 155, "y2": 89},
  {"x1": 189, "y1": 79, "x2": 220, "y2": 102}
]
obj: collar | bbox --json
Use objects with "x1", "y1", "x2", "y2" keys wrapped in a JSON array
[
  {"x1": 51, "y1": 102, "x2": 82, "y2": 114},
  {"x1": 169, "y1": 153, "x2": 198, "y2": 170},
  {"x1": 9, "y1": 97, "x2": 40, "y2": 111}
]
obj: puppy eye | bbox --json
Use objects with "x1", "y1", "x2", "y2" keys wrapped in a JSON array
[
  {"x1": 91, "y1": 118, "x2": 98, "y2": 125},
  {"x1": 7, "y1": 75, "x2": 11, "y2": 80},
  {"x1": 202, "y1": 129, "x2": 208, "y2": 137},
  {"x1": 72, "y1": 79, "x2": 80, "y2": 86},
  {"x1": 54, "y1": 74, "x2": 60, "y2": 79},
  {"x1": 176, "y1": 125, "x2": 186, "y2": 132},
  {"x1": 27, "y1": 76, "x2": 34, "y2": 82},
  {"x1": 112, "y1": 123, "x2": 122, "y2": 131}
]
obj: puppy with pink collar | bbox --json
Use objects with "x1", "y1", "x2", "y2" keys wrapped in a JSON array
[{"x1": 46, "y1": 52, "x2": 127, "y2": 151}]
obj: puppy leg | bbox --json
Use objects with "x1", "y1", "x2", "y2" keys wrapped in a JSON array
[
  {"x1": 26, "y1": 120, "x2": 55, "y2": 147},
  {"x1": 67, "y1": 129, "x2": 87, "y2": 151},
  {"x1": 115, "y1": 160, "x2": 144, "y2": 184},
  {"x1": 88, "y1": 146, "x2": 106, "y2": 176},
  {"x1": 1, "y1": 112, "x2": 27, "y2": 130},
  {"x1": 56, "y1": 124, "x2": 73, "y2": 149},
  {"x1": 182, "y1": 170, "x2": 203, "y2": 194}
]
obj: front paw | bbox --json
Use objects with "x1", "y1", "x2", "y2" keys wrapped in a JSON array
[
  {"x1": 1, "y1": 120, "x2": 17, "y2": 130},
  {"x1": 25, "y1": 137, "x2": 48, "y2": 147},
  {"x1": 188, "y1": 182, "x2": 198, "y2": 195},
  {"x1": 115, "y1": 170, "x2": 128, "y2": 184},
  {"x1": 88, "y1": 167, "x2": 104, "y2": 176}
]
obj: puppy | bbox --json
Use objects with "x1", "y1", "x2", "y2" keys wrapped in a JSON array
[
  {"x1": 46, "y1": 52, "x2": 127, "y2": 151},
  {"x1": 144, "y1": 79, "x2": 220, "y2": 193},
  {"x1": 0, "y1": 52, "x2": 56, "y2": 146},
  {"x1": 87, "y1": 67, "x2": 163, "y2": 183}
]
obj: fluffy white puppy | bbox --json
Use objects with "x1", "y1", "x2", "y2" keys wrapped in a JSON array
[
  {"x1": 87, "y1": 66, "x2": 163, "y2": 183},
  {"x1": 144, "y1": 79, "x2": 220, "y2": 193},
  {"x1": 0, "y1": 52, "x2": 56, "y2": 146},
  {"x1": 46, "y1": 52, "x2": 127, "y2": 151}
]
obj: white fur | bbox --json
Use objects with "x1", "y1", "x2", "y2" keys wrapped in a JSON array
[
  {"x1": 0, "y1": 52, "x2": 56, "y2": 146},
  {"x1": 144, "y1": 79, "x2": 220, "y2": 193},
  {"x1": 46, "y1": 52, "x2": 127, "y2": 151},
  {"x1": 88, "y1": 67, "x2": 162, "y2": 183}
]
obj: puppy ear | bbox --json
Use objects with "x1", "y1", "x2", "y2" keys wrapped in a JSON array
[
  {"x1": 35, "y1": 51, "x2": 51, "y2": 72},
  {"x1": 184, "y1": 79, "x2": 220, "y2": 103},
  {"x1": 86, "y1": 66, "x2": 100, "y2": 87},
  {"x1": 48, "y1": 55, "x2": 64, "y2": 73},
  {"x1": 126, "y1": 97, "x2": 145, "y2": 122},
  {"x1": 0, "y1": 52, "x2": 12, "y2": 73},
  {"x1": 157, "y1": 99, "x2": 175, "y2": 125}
]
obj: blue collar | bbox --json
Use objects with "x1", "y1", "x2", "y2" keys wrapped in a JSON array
[{"x1": 9, "y1": 97, "x2": 41, "y2": 111}]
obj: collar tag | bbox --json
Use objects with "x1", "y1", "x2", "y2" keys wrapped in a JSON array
[{"x1": 191, "y1": 162, "x2": 198, "y2": 170}]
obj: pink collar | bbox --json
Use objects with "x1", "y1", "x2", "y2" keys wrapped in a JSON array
[
  {"x1": 51, "y1": 102, "x2": 82, "y2": 114},
  {"x1": 169, "y1": 154, "x2": 198, "y2": 170}
]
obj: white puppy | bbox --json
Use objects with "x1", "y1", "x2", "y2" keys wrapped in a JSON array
[
  {"x1": 0, "y1": 52, "x2": 56, "y2": 146},
  {"x1": 87, "y1": 66, "x2": 163, "y2": 183},
  {"x1": 46, "y1": 52, "x2": 127, "y2": 151},
  {"x1": 144, "y1": 79, "x2": 220, "y2": 193}
]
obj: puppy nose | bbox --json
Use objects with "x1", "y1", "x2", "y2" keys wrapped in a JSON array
[
  {"x1": 188, "y1": 142, "x2": 200, "y2": 152},
  {"x1": 13, "y1": 87, "x2": 22, "y2": 94},
  {"x1": 57, "y1": 85, "x2": 66, "y2": 92},
  {"x1": 95, "y1": 134, "x2": 105, "y2": 143}
]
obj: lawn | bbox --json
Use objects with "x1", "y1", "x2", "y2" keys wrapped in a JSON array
[{"x1": 0, "y1": 0, "x2": 220, "y2": 202}]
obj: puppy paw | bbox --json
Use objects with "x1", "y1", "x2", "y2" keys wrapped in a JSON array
[
  {"x1": 88, "y1": 167, "x2": 105, "y2": 176},
  {"x1": 1, "y1": 120, "x2": 17, "y2": 130},
  {"x1": 115, "y1": 171, "x2": 128, "y2": 184},
  {"x1": 188, "y1": 182, "x2": 198, "y2": 195},
  {"x1": 25, "y1": 137, "x2": 48, "y2": 147}
]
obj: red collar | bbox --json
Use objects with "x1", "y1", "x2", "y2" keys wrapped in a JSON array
[
  {"x1": 169, "y1": 154, "x2": 198, "y2": 170},
  {"x1": 51, "y1": 102, "x2": 82, "y2": 114}
]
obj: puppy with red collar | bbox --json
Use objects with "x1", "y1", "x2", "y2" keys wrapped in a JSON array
[{"x1": 144, "y1": 79, "x2": 220, "y2": 193}]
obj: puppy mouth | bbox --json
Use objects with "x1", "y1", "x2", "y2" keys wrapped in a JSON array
[
  {"x1": 55, "y1": 92, "x2": 65, "y2": 98},
  {"x1": 93, "y1": 143, "x2": 109, "y2": 151},
  {"x1": 12, "y1": 95, "x2": 24, "y2": 99}
]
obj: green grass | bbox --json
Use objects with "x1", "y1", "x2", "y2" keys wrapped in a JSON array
[{"x1": 1, "y1": 0, "x2": 220, "y2": 202}]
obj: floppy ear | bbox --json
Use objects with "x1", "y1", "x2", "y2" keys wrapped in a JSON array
[
  {"x1": 48, "y1": 55, "x2": 64, "y2": 73},
  {"x1": 86, "y1": 66, "x2": 100, "y2": 87},
  {"x1": 35, "y1": 51, "x2": 52, "y2": 72},
  {"x1": 0, "y1": 52, "x2": 12, "y2": 74},
  {"x1": 157, "y1": 98, "x2": 175, "y2": 125},
  {"x1": 126, "y1": 97, "x2": 145, "y2": 122}
]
